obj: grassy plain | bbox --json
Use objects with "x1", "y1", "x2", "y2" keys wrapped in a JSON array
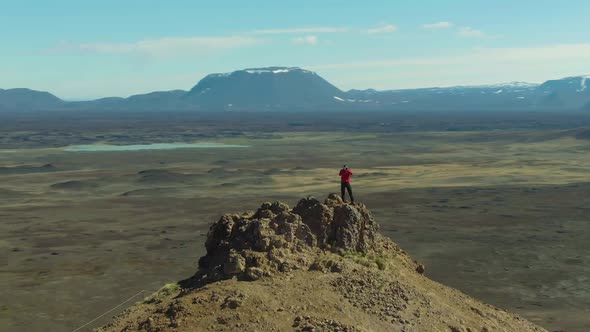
[{"x1": 1, "y1": 111, "x2": 590, "y2": 331}]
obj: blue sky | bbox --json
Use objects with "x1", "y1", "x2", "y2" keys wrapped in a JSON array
[{"x1": 1, "y1": 0, "x2": 589, "y2": 99}]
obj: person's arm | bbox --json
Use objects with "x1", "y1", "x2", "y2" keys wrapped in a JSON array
[
  {"x1": 339, "y1": 169, "x2": 344, "y2": 176},
  {"x1": 348, "y1": 169, "x2": 353, "y2": 176}
]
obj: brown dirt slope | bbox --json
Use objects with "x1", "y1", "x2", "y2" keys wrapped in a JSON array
[{"x1": 97, "y1": 194, "x2": 546, "y2": 332}]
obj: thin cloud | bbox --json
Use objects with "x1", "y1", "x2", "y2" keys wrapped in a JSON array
[
  {"x1": 308, "y1": 43, "x2": 590, "y2": 90},
  {"x1": 252, "y1": 27, "x2": 349, "y2": 35},
  {"x1": 308, "y1": 43, "x2": 590, "y2": 70},
  {"x1": 423, "y1": 21, "x2": 453, "y2": 29},
  {"x1": 366, "y1": 24, "x2": 398, "y2": 34},
  {"x1": 50, "y1": 36, "x2": 266, "y2": 57},
  {"x1": 458, "y1": 26, "x2": 485, "y2": 38},
  {"x1": 293, "y1": 35, "x2": 319, "y2": 45}
]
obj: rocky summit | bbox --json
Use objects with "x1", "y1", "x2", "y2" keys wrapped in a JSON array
[{"x1": 98, "y1": 195, "x2": 546, "y2": 332}]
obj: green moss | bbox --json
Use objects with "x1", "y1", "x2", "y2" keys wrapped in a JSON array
[
  {"x1": 142, "y1": 283, "x2": 181, "y2": 304},
  {"x1": 374, "y1": 256, "x2": 387, "y2": 270},
  {"x1": 341, "y1": 251, "x2": 387, "y2": 270}
]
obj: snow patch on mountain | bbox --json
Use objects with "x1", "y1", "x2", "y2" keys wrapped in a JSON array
[
  {"x1": 578, "y1": 76, "x2": 588, "y2": 92},
  {"x1": 207, "y1": 73, "x2": 231, "y2": 78},
  {"x1": 205, "y1": 67, "x2": 314, "y2": 78},
  {"x1": 245, "y1": 69, "x2": 288, "y2": 74},
  {"x1": 498, "y1": 82, "x2": 538, "y2": 88},
  {"x1": 444, "y1": 82, "x2": 538, "y2": 90},
  {"x1": 244, "y1": 67, "x2": 313, "y2": 75}
]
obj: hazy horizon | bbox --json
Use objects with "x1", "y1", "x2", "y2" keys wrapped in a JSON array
[{"x1": 3, "y1": 66, "x2": 569, "y2": 101}]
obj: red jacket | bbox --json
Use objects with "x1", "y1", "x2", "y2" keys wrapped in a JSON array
[{"x1": 339, "y1": 168, "x2": 353, "y2": 183}]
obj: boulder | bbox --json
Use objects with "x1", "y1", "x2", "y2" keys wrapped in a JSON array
[{"x1": 332, "y1": 203, "x2": 379, "y2": 253}]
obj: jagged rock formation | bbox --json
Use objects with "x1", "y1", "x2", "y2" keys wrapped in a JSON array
[
  {"x1": 294, "y1": 195, "x2": 379, "y2": 252},
  {"x1": 98, "y1": 195, "x2": 547, "y2": 332},
  {"x1": 193, "y1": 194, "x2": 386, "y2": 285}
]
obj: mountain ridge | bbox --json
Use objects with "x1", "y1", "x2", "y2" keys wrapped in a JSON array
[{"x1": 1, "y1": 67, "x2": 589, "y2": 111}]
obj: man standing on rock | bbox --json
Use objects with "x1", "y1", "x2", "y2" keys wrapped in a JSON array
[{"x1": 339, "y1": 165, "x2": 354, "y2": 204}]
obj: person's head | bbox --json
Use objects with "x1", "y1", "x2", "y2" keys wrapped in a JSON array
[{"x1": 343, "y1": 164, "x2": 347, "y2": 169}]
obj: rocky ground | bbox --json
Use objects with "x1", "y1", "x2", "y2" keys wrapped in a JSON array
[{"x1": 97, "y1": 194, "x2": 546, "y2": 332}]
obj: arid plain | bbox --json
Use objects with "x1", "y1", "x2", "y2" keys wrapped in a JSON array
[{"x1": 1, "y1": 111, "x2": 590, "y2": 332}]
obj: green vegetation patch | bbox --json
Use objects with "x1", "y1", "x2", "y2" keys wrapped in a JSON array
[
  {"x1": 142, "y1": 283, "x2": 181, "y2": 304},
  {"x1": 341, "y1": 251, "x2": 388, "y2": 270}
]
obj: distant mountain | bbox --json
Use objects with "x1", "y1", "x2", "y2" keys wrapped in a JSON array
[
  {"x1": 335, "y1": 75, "x2": 590, "y2": 111},
  {"x1": 0, "y1": 88, "x2": 63, "y2": 110},
  {"x1": 535, "y1": 75, "x2": 590, "y2": 109},
  {"x1": 1, "y1": 68, "x2": 589, "y2": 111},
  {"x1": 341, "y1": 82, "x2": 540, "y2": 111},
  {"x1": 67, "y1": 90, "x2": 187, "y2": 110},
  {"x1": 184, "y1": 67, "x2": 342, "y2": 110}
]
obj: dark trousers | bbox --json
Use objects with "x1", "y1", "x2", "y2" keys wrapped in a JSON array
[{"x1": 341, "y1": 182, "x2": 354, "y2": 203}]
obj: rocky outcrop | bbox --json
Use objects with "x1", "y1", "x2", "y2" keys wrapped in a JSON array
[
  {"x1": 196, "y1": 194, "x2": 381, "y2": 283},
  {"x1": 294, "y1": 194, "x2": 379, "y2": 252}
]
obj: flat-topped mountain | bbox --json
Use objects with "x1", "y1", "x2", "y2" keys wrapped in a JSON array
[
  {"x1": 1, "y1": 69, "x2": 589, "y2": 111},
  {"x1": 98, "y1": 195, "x2": 546, "y2": 332},
  {"x1": 185, "y1": 67, "x2": 342, "y2": 110}
]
